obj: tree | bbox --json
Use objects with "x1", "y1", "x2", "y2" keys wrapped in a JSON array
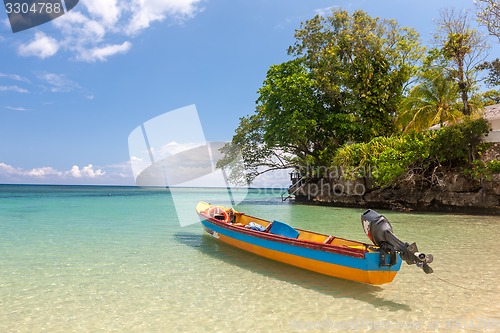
[
  {"x1": 255, "y1": 59, "x2": 354, "y2": 167},
  {"x1": 480, "y1": 58, "x2": 500, "y2": 86},
  {"x1": 480, "y1": 89, "x2": 500, "y2": 105},
  {"x1": 217, "y1": 111, "x2": 293, "y2": 185},
  {"x1": 398, "y1": 49, "x2": 465, "y2": 131},
  {"x1": 218, "y1": 10, "x2": 425, "y2": 183},
  {"x1": 218, "y1": 59, "x2": 346, "y2": 183},
  {"x1": 289, "y1": 9, "x2": 424, "y2": 142},
  {"x1": 475, "y1": 0, "x2": 500, "y2": 42},
  {"x1": 399, "y1": 65, "x2": 462, "y2": 132},
  {"x1": 477, "y1": 58, "x2": 500, "y2": 105},
  {"x1": 434, "y1": 8, "x2": 489, "y2": 115}
]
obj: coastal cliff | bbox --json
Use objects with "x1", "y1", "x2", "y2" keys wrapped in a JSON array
[
  {"x1": 293, "y1": 173, "x2": 500, "y2": 214},
  {"x1": 289, "y1": 104, "x2": 500, "y2": 215},
  {"x1": 292, "y1": 143, "x2": 500, "y2": 215}
]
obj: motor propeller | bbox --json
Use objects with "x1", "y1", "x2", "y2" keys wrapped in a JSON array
[{"x1": 361, "y1": 209, "x2": 433, "y2": 274}]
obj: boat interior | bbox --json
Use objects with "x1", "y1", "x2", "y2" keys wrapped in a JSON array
[{"x1": 198, "y1": 202, "x2": 370, "y2": 251}]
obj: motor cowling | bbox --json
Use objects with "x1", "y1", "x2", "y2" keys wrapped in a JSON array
[{"x1": 361, "y1": 209, "x2": 434, "y2": 274}]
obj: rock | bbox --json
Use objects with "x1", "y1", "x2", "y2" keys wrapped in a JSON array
[
  {"x1": 294, "y1": 172, "x2": 500, "y2": 215},
  {"x1": 441, "y1": 172, "x2": 481, "y2": 193}
]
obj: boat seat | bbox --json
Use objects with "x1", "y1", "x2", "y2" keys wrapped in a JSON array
[
  {"x1": 269, "y1": 220, "x2": 300, "y2": 239},
  {"x1": 214, "y1": 214, "x2": 226, "y2": 221},
  {"x1": 323, "y1": 235, "x2": 335, "y2": 244},
  {"x1": 263, "y1": 222, "x2": 273, "y2": 232}
]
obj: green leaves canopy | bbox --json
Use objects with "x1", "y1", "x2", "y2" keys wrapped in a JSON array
[
  {"x1": 219, "y1": 9, "x2": 424, "y2": 184},
  {"x1": 289, "y1": 9, "x2": 424, "y2": 142}
]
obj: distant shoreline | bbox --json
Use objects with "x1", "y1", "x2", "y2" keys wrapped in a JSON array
[{"x1": 0, "y1": 184, "x2": 288, "y2": 191}]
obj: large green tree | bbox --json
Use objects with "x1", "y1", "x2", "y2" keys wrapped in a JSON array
[
  {"x1": 217, "y1": 59, "x2": 336, "y2": 183},
  {"x1": 289, "y1": 9, "x2": 424, "y2": 142},
  {"x1": 218, "y1": 9, "x2": 424, "y2": 183}
]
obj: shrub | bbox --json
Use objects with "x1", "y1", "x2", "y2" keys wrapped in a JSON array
[
  {"x1": 332, "y1": 118, "x2": 491, "y2": 187},
  {"x1": 487, "y1": 160, "x2": 500, "y2": 174}
]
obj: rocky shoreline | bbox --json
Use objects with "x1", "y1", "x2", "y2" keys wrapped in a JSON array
[
  {"x1": 291, "y1": 152, "x2": 500, "y2": 215},
  {"x1": 290, "y1": 125, "x2": 500, "y2": 215},
  {"x1": 293, "y1": 174, "x2": 500, "y2": 215}
]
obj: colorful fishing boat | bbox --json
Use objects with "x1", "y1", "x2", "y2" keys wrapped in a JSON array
[{"x1": 196, "y1": 201, "x2": 433, "y2": 285}]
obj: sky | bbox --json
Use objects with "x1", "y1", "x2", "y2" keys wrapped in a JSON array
[{"x1": 0, "y1": 0, "x2": 499, "y2": 186}]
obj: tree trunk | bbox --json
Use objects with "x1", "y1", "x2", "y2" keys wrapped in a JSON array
[{"x1": 461, "y1": 90, "x2": 470, "y2": 115}]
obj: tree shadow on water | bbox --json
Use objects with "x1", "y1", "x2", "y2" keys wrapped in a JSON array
[{"x1": 174, "y1": 231, "x2": 411, "y2": 312}]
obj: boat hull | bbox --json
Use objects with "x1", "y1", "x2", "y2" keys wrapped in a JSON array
[{"x1": 200, "y1": 218, "x2": 401, "y2": 285}]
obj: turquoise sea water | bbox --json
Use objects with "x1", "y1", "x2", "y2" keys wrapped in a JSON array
[{"x1": 1, "y1": 185, "x2": 500, "y2": 332}]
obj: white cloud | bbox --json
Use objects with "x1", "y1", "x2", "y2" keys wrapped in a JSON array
[
  {"x1": 28, "y1": 167, "x2": 62, "y2": 177},
  {"x1": 0, "y1": 71, "x2": 89, "y2": 101},
  {"x1": 70, "y1": 164, "x2": 105, "y2": 178},
  {"x1": 0, "y1": 85, "x2": 28, "y2": 93},
  {"x1": 14, "y1": 0, "x2": 202, "y2": 62},
  {"x1": 0, "y1": 73, "x2": 30, "y2": 94},
  {"x1": 79, "y1": 41, "x2": 132, "y2": 62},
  {"x1": 156, "y1": 141, "x2": 205, "y2": 159},
  {"x1": 0, "y1": 163, "x2": 19, "y2": 175},
  {"x1": 0, "y1": 73, "x2": 30, "y2": 83},
  {"x1": 37, "y1": 72, "x2": 80, "y2": 92},
  {"x1": 126, "y1": 0, "x2": 201, "y2": 34},
  {"x1": 0, "y1": 162, "x2": 107, "y2": 183},
  {"x1": 17, "y1": 32, "x2": 59, "y2": 58},
  {"x1": 83, "y1": 0, "x2": 122, "y2": 26},
  {"x1": 5, "y1": 106, "x2": 32, "y2": 111},
  {"x1": 314, "y1": 6, "x2": 339, "y2": 17}
]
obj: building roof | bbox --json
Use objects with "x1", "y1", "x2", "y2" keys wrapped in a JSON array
[{"x1": 428, "y1": 104, "x2": 500, "y2": 132}]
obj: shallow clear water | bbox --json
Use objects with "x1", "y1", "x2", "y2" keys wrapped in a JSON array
[{"x1": 1, "y1": 185, "x2": 499, "y2": 332}]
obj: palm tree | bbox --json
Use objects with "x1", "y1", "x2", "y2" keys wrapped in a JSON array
[{"x1": 398, "y1": 68, "x2": 462, "y2": 132}]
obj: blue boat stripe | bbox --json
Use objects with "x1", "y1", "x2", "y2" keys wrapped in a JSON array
[{"x1": 202, "y1": 220, "x2": 401, "y2": 271}]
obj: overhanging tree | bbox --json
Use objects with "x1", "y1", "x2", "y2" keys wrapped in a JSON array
[
  {"x1": 217, "y1": 59, "x2": 339, "y2": 183},
  {"x1": 218, "y1": 9, "x2": 424, "y2": 184},
  {"x1": 289, "y1": 9, "x2": 424, "y2": 142}
]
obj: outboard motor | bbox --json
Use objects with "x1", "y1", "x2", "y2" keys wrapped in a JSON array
[{"x1": 361, "y1": 209, "x2": 433, "y2": 274}]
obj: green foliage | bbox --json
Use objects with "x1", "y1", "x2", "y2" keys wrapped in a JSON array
[
  {"x1": 442, "y1": 32, "x2": 472, "y2": 61},
  {"x1": 398, "y1": 51, "x2": 463, "y2": 132},
  {"x1": 219, "y1": 8, "x2": 492, "y2": 186},
  {"x1": 289, "y1": 9, "x2": 424, "y2": 142},
  {"x1": 487, "y1": 160, "x2": 500, "y2": 173},
  {"x1": 219, "y1": 9, "x2": 424, "y2": 184},
  {"x1": 430, "y1": 117, "x2": 491, "y2": 167},
  {"x1": 332, "y1": 118, "x2": 491, "y2": 187},
  {"x1": 433, "y1": 9, "x2": 489, "y2": 116},
  {"x1": 480, "y1": 89, "x2": 500, "y2": 105},
  {"x1": 218, "y1": 59, "x2": 339, "y2": 184},
  {"x1": 256, "y1": 58, "x2": 352, "y2": 164},
  {"x1": 479, "y1": 58, "x2": 500, "y2": 87},
  {"x1": 465, "y1": 159, "x2": 500, "y2": 181}
]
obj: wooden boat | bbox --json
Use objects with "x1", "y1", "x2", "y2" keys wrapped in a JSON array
[{"x1": 196, "y1": 202, "x2": 433, "y2": 285}]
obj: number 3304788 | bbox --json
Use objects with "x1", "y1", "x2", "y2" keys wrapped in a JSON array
[{"x1": 5, "y1": 2, "x2": 62, "y2": 14}]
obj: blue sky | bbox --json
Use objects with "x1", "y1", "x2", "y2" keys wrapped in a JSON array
[{"x1": 0, "y1": 0, "x2": 498, "y2": 185}]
